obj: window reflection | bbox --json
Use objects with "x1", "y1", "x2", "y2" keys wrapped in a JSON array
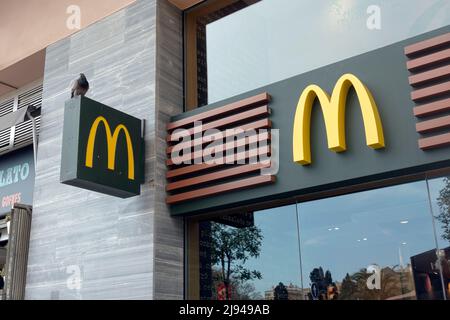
[
  {"x1": 206, "y1": 0, "x2": 450, "y2": 104},
  {"x1": 298, "y1": 181, "x2": 443, "y2": 300},
  {"x1": 197, "y1": 205, "x2": 302, "y2": 300},
  {"x1": 193, "y1": 178, "x2": 449, "y2": 300},
  {"x1": 425, "y1": 176, "x2": 450, "y2": 300}
]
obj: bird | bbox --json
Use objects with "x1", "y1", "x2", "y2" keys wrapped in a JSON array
[{"x1": 71, "y1": 73, "x2": 90, "y2": 98}]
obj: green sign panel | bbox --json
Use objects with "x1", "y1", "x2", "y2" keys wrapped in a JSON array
[
  {"x1": 60, "y1": 96, "x2": 144, "y2": 198},
  {"x1": 169, "y1": 26, "x2": 450, "y2": 216}
]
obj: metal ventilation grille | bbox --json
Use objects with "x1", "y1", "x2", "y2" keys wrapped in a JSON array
[
  {"x1": 18, "y1": 84, "x2": 43, "y2": 110},
  {"x1": 0, "y1": 83, "x2": 42, "y2": 156},
  {"x1": 14, "y1": 116, "x2": 41, "y2": 149},
  {"x1": 0, "y1": 99, "x2": 14, "y2": 152},
  {"x1": 0, "y1": 128, "x2": 10, "y2": 152},
  {"x1": 0, "y1": 98, "x2": 14, "y2": 117}
]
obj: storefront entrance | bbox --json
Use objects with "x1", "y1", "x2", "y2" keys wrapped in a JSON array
[{"x1": 187, "y1": 175, "x2": 450, "y2": 300}]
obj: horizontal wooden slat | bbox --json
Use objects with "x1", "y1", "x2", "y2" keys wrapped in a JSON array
[
  {"x1": 406, "y1": 48, "x2": 450, "y2": 71},
  {"x1": 166, "y1": 146, "x2": 271, "y2": 179},
  {"x1": 167, "y1": 162, "x2": 270, "y2": 192},
  {"x1": 167, "y1": 132, "x2": 270, "y2": 166},
  {"x1": 166, "y1": 92, "x2": 270, "y2": 131},
  {"x1": 414, "y1": 97, "x2": 450, "y2": 117},
  {"x1": 166, "y1": 118, "x2": 271, "y2": 153},
  {"x1": 167, "y1": 128, "x2": 269, "y2": 155},
  {"x1": 404, "y1": 32, "x2": 450, "y2": 56},
  {"x1": 416, "y1": 114, "x2": 450, "y2": 133},
  {"x1": 167, "y1": 105, "x2": 270, "y2": 142},
  {"x1": 410, "y1": 81, "x2": 450, "y2": 101},
  {"x1": 166, "y1": 175, "x2": 275, "y2": 204},
  {"x1": 409, "y1": 65, "x2": 450, "y2": 86},
  {"x1": 419, "y1": 132, "x2": 450, "y2": 150}
]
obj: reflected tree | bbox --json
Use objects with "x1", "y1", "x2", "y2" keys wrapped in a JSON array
[
  {"x1": 436, "y1": 179, "x2": 450, "y2": 293},
  {"x1": 436, "y1": 177, "x2": 450, "y2": 243},
  {"x1": 233, "y1": 281, "x2": 263, "y2": 300},
  {"x1": 210, "y1": 222, "x2": 263, "y2": 300},
  {"x1": 340, "y1": 266, "x2": 413, "y2": 300},
  {"x1": 340, "y1": 273, "x2": 357, "y2": 300},
  {"x1": 211, "y1": 268, "x2": 263, "y2": 300},
  {"x1": 274, "y1": 282, "x2": 288, "y2": 300},
  {"x1": 308, "y1": 267, "x2": 337, "y2": 300}
]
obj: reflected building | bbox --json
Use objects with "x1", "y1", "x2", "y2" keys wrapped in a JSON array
[{"x1": 265, "y1": 283, "x2": 310, "y2": 300}]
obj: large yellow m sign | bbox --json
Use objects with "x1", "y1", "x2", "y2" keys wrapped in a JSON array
[
  {"x1": 293, "y1": 73, "x2": 385, "y2": 165},
  {"x1": 85, "y1": 116, "x2": 135, "y2": 180}
]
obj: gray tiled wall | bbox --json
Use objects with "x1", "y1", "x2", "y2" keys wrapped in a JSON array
[
  {"x1": 153, "y1": 0, "x2": 184, "y2": 299},
  {"x1": 25, "y1": 0, "x2": 184, "y2": 300}
]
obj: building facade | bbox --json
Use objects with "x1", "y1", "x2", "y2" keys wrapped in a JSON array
[{"x1": 0, "y1": 0, "x2": 449, "y2": 300}]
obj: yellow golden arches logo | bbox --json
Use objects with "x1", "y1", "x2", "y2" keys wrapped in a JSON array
[
  {"x1": 85, "y1": 116, "x2": 135, "y2": 180},
  {"x1": 293, "y1": 73, "x2": 385, "y2": 165}
]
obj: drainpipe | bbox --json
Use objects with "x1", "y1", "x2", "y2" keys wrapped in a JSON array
[{"x1": 26, "y1": 105, "x2": 38, "y2": 166}]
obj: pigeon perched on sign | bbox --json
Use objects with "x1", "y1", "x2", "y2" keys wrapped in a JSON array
[{"x1": 71, "y1": 73, "x2": 90, "y2": 98}]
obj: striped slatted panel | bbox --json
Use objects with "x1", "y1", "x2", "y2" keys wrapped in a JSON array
[
  {"x1": 0, "y1": 127, "x2": 11, "y2": 152},
  {"x1": 0, "y1": 98, "x2": 14, "y2": 117},
  {"x1": 0, "y1": 83, "x2": 42, "y2": 156},
  {"x1": 18, "y1": 84, "x2": 43, "y2": 110},
  {"x1": 14, "y1": 84, "x2": 42, "y2": 150},
  {"x1": 166, "y1": 92, "x2": 275, "y2": 205},
  {"x1": 404, "y1": 32, "x2": 450, "y2": 150},
  {"x1": 14, "y1": 116, "x2": 41, "y2": 149},
  {"x1": 0, "y1": 98, "x2": 14, "y2": 152}
]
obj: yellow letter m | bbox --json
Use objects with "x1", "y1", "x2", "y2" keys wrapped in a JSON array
[
  {"x1": 85, "y1": 116, "x2": 135, "y2": 180},
  {"x1": 292, "y1": 73, "x2": 385, "y2": 165}
]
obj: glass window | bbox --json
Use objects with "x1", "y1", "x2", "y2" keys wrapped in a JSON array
[
  {"x1": 193, "y1": 205, "x2": 303, "y2": 300},
  {"x1": 425, "y1": 176, "x2": 450, "y2": 300},
  {"x1": 189, "y1": 178, "x2": 450, "y2": 300},
  {"x1": 203, "y1": 0, "x2": 450, "y2": 104},
  {"x1": 297, "y1": 181, "x2": 444, "y2": 300}
]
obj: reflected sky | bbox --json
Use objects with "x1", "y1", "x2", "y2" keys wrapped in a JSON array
[
  {"x1": 298, "y1": 181, "x2": 436, "y2": 285},
  {"x1": 242, "y1": 205, "x2": 301, "y2": 295},
  {"x1": 240, "y1": 180, "x2": 446, "y2": 296},
  {"x1": 206, "y1": 0, "x2": 450, "y2": 104}
]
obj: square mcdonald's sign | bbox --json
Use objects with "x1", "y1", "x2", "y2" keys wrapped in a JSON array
[{"x1": 60, "y1": 96, "x2": 144, "y2": 198}]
